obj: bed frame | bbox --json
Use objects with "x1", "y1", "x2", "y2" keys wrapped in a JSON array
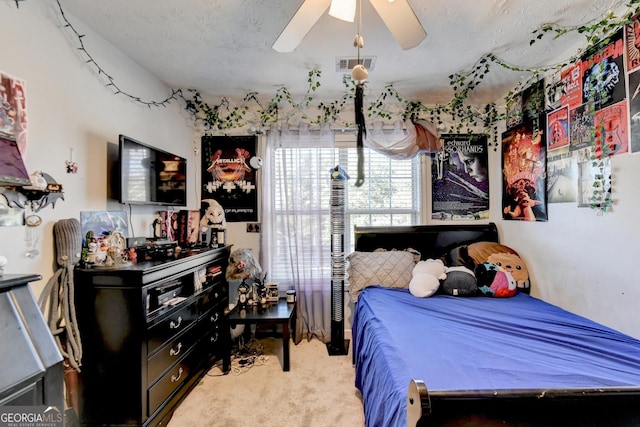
[{"x1": 353, "y1": 223, "x2": 640, "y2": 427}]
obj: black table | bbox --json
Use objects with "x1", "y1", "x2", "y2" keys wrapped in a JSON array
[{"x1": 228, "y1": 298, "x2": 296, "y2": 371}]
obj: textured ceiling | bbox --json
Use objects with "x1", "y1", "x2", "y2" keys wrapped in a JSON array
[{"x1": 58, "y1": 0, "x2": 624, "y2": 105}]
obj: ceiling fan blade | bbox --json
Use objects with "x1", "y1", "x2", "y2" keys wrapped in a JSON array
[
  {"x1": 272, "y1": 0, "x2": 332, "y2": 53},
  {"x1": 368, "y1": 0, "x2": 426, "y2": 50}
]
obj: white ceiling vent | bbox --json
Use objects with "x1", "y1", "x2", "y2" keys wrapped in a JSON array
[{"x1": 336, "y1": 56, "x2": 376, "y2": 72}]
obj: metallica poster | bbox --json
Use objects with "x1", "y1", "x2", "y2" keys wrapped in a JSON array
[
  {"x1": 201, "y1": 135, "x2": 259, "y2": 222},
  {"x1": 431, "y1": 134, "x2": 489, "y2": 220}
]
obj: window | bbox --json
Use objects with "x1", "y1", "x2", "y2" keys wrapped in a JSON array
[{"x1": 267, "y1": 143, "x2": 421, "y2": 284}]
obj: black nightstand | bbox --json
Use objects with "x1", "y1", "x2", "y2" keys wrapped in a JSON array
[{"x1": 228, "y1": 298, "x2": 296, "y2": 371}]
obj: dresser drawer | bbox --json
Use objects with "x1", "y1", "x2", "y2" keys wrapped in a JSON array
[
  {"x1": 148, "y1": 350, "x2": 195, "y2": 416},
  {"x1": 200, "y1": 306, "x2": 227, "y2": 360},
  {"x1": 197, "y1": 282, "x2": 228, "y2": 316},
  {"x1": 147, "y1": 302, "x2": 198, "y2": 355},
  {"x1": 147, "y1": 324, "x2": 200, "y2": 385}
]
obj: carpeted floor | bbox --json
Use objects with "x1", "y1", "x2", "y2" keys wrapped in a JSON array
[{"x1": 167, "y1": 337, "x2": 365, "y2": 427}]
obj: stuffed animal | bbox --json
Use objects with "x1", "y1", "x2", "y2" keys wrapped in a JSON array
[
  {"x1": 409, "y1": 258, "x2": 447, "y2": 298},
  {"x1": 467, "y1": 242, "x2": 531, "y2": 294},
  {"x1": 440, "y1": 265, "x2": 478, "y2": 296},
  {"x1": 486, "y1": 252, "x2": 530, "y2": 293},
  {"x1": 226, "y1": 248, "x2": 263, "y2": 281},
  {"x1": 476, "y1": 262, "x2": 518, "y2": 298}
]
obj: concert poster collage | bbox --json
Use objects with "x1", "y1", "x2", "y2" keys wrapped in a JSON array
[{"x1": 434, "y1": 19, "x2": 640, "y2": 221}]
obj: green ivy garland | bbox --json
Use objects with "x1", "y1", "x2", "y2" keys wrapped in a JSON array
[{"x1": 180, "y1": 1, "x2": 639, "y2": 149}]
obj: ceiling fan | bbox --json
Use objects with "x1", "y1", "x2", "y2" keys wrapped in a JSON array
[{"x1": 272, "y1": 0, "x2": 427, "y2": 53}]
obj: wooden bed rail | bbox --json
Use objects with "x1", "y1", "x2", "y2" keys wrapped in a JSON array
[
  {"x1": 407, "y1": 379, "x2": 430, "y2": 427},
  {"x1": 406, "y1": 378, "x2": 640, "y2": 426}
]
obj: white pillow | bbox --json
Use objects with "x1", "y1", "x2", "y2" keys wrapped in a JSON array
[{"x1": 347, "y1": 251, "x2": 416, "y2": 302}]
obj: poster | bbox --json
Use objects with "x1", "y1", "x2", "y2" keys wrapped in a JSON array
[
  {"x1": 593, "y1": 100, "x2": 629, "y2": 157},
  {"x1": 627, "y1": 68, "x2": 640, "y2": 153},
  {"x1": 560, "y1": 62, "x2": 583, "y2": 110},
  {"x1": 546, "y1": 106, "x2": 569, "y2": 151},
  {"x1": 546, "y1": 148, "x2": 577, "y2": 203},
  {"x1": 569, "y1": 102, "x2": 595, "y2": 151},
  {"x1": 580, "y1": 28, "x2": 626, "y2": 110},
  {"x1": 201, "y1": 135, "x2": 259, "y2": 222},
  {"x1": 431, "y1": 134, "x2": 489, "y2": 220},
  {"x1": 626, "y1": 13, "x2": 640, "y2": 72},
  {"x1": 501, "y1": 122, "x2": 547, "y2": 222},
  {"x1": 0, "y1": 71, "x2": 28, "y2": 156}
]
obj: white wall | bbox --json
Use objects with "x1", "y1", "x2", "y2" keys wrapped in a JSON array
[
  {"x1": 2, "y1": 2, "x2": 639, "y2": 342},
  {"x1": 0, "y1": 2, "x2": 197, "y2": 296},
  {"x1": 481, "y1": 141, "x2": 640, "y2": 339}
]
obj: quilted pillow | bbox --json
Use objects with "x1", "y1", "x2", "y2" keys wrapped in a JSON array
[{"x1": 347, "y1": 250, "x2": 416, "y2": 302}]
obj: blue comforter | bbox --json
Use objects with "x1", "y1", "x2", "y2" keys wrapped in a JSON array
[{"x1": 353, "y1": 287, "x2": 640, "y2": 427}]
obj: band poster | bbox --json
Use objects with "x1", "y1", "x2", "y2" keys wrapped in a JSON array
[
  {"x1": 502, "y1": 122, "x2": 548, "y2": 222},
  {"x1": 0, "y1": 71, "x2": 28, "y2": 155},
  {"x1": 627, "y1": 14, "x2": 640, "y2": 153},
  {"x1": 431, "y1": 134, "x2": 489, "y2": 220},
  {"x1": 201, "y1": 135, "x2": 259, "y2": 222}
]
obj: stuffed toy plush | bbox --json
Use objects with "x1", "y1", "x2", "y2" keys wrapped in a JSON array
[
  {"x1": 475, "y1": 262, "x2": 500, "y2": 296},
  {"x1": 467, "y1": 241, "x2": 531, "y2": 294},
  {"x1": 409, "y1": 258, "x2": 447, "y2": 298},
  {"x1": 488, "y1": 270, "x2": 518, "y2": 298},
  {"x1": 226, "y1": 248, "x2": 263, "y2": 281},
  {"x1": 486, "y1": 252, "x2": 530, "y2": 293},
  {"x1": 476, "y1": 262, "x2": 517, "y2": 297},
  {"x1": 440, "y1": 265, "x2": 478, "y2": 297}
]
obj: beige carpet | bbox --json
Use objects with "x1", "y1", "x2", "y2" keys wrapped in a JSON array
[{"x1": 168, "y1": 337, "x2": 365, "y2": 427}]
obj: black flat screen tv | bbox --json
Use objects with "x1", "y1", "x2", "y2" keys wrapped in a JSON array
[{"x1": 118, "y1": 134, "x2": 187, "y2": 206}]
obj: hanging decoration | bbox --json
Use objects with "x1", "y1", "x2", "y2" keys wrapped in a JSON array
[
  {"x1": 66, "y1": 148, "x2": 78, "y2": 174},
  {"x1": 352, "y1": 0, "x2": 367, "y2": 187}
]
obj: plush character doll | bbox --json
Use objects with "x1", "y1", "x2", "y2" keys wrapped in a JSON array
[
  {"x1": 440, "y1": 265, "x2": 478, "y2": 296},
  {"x1": 476, "y1": 261, "x2": 518, "y2": 297},
  {"x1": 490, "y1": 270, "x2": 518, "y2": 298},
  {"x1": 467, "y1": 242, "x2": 531, "y2": 294},
  {"x1": 409, "y1": 258, "x2": 447, "y2": 298},
  {"x1": 486, "y1": 252, "x2": 530, "y2": 293},
  {"x1": 475, "y1": 262, "x2": 500, "y2": 296},
  {"x1": 226, "y1": 248, "x2": 263, "y2": 281}
]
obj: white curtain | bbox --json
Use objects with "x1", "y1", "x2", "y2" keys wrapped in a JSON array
[{"x1": 261, "y1": 123, "x2": 334, "y2": 343}]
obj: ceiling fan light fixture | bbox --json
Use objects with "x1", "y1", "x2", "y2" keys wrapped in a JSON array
[{"x1": 329, "y1": 0, "x2": 356, "y2": 22}]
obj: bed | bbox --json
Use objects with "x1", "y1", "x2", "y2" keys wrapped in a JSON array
[{"x1": 350, "y1": 223, "x2": 640, "y2": 426}]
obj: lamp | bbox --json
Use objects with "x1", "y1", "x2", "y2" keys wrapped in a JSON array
[{"x1": 329, "y1": 0, "x2": 356, "y2": 22}]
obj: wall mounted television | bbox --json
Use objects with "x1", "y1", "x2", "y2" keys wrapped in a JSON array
[{"x1": 118, "y1": 134, "x2": 187, "y2": 206}]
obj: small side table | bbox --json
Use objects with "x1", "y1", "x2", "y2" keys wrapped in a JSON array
[{"x1": 228, "y1": 298, "x2": 296, "y2": 371}]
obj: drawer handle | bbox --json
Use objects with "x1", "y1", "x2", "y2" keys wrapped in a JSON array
[
  {"x1": 170, "y1": 342, "x2": 182, "y2": 357},
  {"x1": 210, "y1": 312, "x2": 219, "y2": 322},
  {"x1": 169, "y1": 316, "x2": 183, "y2": 329},
  {"x1": 214, "y1": 292, "x2": 219, "y2": 299},
  {"x1": 210, "y1": 332, "x2": 218, "y2": 343},
  {"x1": 171, "y1": 367, "x2": 183, "y2": 382}
]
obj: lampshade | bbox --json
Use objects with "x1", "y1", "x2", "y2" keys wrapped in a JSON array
[{"x1": 329, "y1": 0, "x2": 356, "y2": 22}]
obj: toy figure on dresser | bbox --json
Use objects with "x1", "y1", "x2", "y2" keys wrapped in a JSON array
[
  {"x1": 200, "y1": 198, "x2": 227, "y2": 247},
  {"x1": 226, "y1": 248, "x2": 267, "y2": 308}
]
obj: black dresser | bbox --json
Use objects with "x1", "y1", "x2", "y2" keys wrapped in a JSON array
[
  {"x1": 74, "y1": 246, "x2": 231, "y2": 427},
  {"x1": 0, "y1": 274, "x2": 64, "y2": 410}
]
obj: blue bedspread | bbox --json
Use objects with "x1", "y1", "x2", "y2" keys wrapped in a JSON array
[{"x1": 353, "y1": 287, "x2": 640, "y2": 427}]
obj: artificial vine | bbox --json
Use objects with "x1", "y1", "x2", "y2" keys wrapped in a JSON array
[
  {"x1": 45, "y1": 0, "x2": 640, "y2": 142},
  {"x1": 590, "y1": 118, "x2": 614, "y2": 214},
  {"x1": 20, "y1": 0, "x2": 638, "y2": 214}
]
